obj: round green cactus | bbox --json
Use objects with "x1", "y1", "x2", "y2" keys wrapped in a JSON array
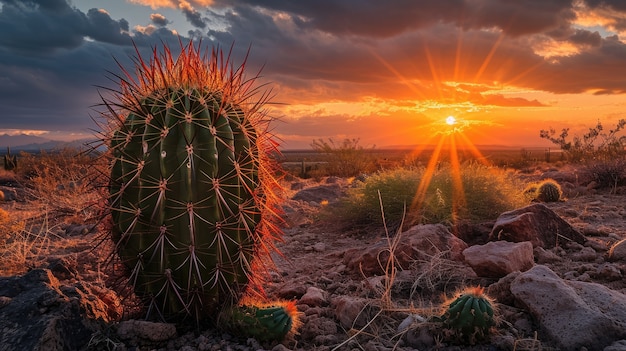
[
  {"x1": 441, "y1": 286, "x2": 496, "y2": 345},
  {"x1": 536, "y1": 179, "x2": 562, "y2": 202},
  {"x1": 101, "y1": 41, "x2": 284, "y2": 327},
  {"x1": 219, "y1": 300, "x2": 300, "y2": 342}
]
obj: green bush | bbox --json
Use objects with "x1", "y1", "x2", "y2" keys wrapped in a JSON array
[{"x1": 339, "y1": 163, "x2": 527, "y2": 228}]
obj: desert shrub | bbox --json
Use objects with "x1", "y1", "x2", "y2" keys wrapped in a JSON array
[
  {"x1": 582, "y1": 158, "x2": 626, "y2": 190},
  {"x1": 339, "y1": 163, "x2": 527, "y2": 228},
  {"x1": 310, "y1": 138, "x2": 376, "y2": 177},
  {"x1": 540, "y1": 119, "x2": 626, "y2": 162},
  {"x1": 0, "y1": 208, "x2": 25, "y2": 246},
  {"x1": 17, "y1": 147, "x2": 103, "y2": 214}
]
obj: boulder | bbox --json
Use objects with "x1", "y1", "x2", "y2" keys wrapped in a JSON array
[
  {"x1": 343, "y1": 224, "x2": 468, "y2": 276},
  {"x1": 292, "y1": 184, "x2": 342, "y2": 204},
  {"x1": 0, "y1": 269, "x2": 121, "y2": 351},
  {"x1": 489, "y1": 203, "x2": 586, "y2": 248},
  {"x1": 511, "y1": 265, "x2": 626, "y2": 350},
  {"x1": 463, "y1": 241, "x2": 534, "y2": 278},
  {"x1": 609, "y1": 238, "x2": 626, "y2": 262}
]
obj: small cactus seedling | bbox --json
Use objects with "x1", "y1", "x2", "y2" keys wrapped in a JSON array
[
  {"x1": 441, "y1": 286, "x2": 496, "y2": 345},
  {"x1": 98, "y1": 40, "x2": 295, "y2": 339},
  {"x1": 219, "y1": 299, "x2": 300, "y2": 342},
  {"x1": 536, "y1": 178, "x2": 562, "y2": 202},
  {"x1": 3, "y1": 147, "x2": 17, "y2": 171}
]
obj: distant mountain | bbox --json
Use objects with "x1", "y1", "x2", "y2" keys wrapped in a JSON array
[
  {"x1": 0, "y1": 134, "x2": 99, "y2": 153},
  {"x1": 0, "y1": 134, "x2": 53, "y2": 148}
]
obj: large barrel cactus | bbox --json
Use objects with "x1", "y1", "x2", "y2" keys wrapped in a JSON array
[{"x1": 100, "y1": 41, "x2": 292, "y2": 335}]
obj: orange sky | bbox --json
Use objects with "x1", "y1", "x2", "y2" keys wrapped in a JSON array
[{"x1": 2, "y1": 1, "x2": 626, "y2": 149}]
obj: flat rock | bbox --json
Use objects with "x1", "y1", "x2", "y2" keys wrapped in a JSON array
[
  {"x1": 463, "y1": 241, "x2": 534, "y2": 278},
  {"x1": 292, "y1": 184, "x2": 342, "y2": 203},
  {"x1": 489, "y1": 203, "x2": 586, "y2": 248},
  {"x1": 511, "y1": 265, "x2": 626, "y2": 350}
]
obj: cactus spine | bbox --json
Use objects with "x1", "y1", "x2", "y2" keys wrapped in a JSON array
[
  {"x1": 536, "y1": 178, "x2": 562, "y2": 202},
  {"x1": 101, "y1": 41, "x2": 288, "y2": 332},
  {"x1": 3, "y1": 147, "x2": 17, "y2": 171},
  {"x1": 441, "y1": 286, "x2": 496, "y2": 344}
]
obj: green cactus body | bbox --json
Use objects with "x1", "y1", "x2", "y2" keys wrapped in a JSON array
[
  {"x1": 219, "y1": 301, "x2": 299, "y2": 342},
  {"x1": 536, "y1": 179, "x2": 562, "y2": 202},
  {"x1": 441, "y1": 287, "x2": 495, "y2": 344},
  {"x1": 103, "y1": 42, "x2": 282, "y2": 322},
  {"x1": 3, "y1": 147, "x2": 17, "y2": 171}
]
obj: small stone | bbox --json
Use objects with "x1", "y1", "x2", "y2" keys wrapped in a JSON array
[
  {"x1": 572, "y1": 246, "x2": 598, "y2": 262},
  {"x1": 299, "y1": 286, "x2": 328, "y2": 307},
  {"x1": 313, "y1": 242, "x2": 326, "y2": 252},
  {"x1": 333, "y1": 295, "x2": 369, "y2": 329}
]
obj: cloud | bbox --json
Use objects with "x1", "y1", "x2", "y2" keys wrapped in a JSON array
[
  {"x1": 3, "y1": 0, "x2": 626, "y2": 147},
  {"x1": 150, "y1": 13, "x2": 170, "y2": 26},
  {"x1": 179, "y1": 0, "x2": 206, "y2": 28},
  {"x1": 128, "y1": 0, "x2": 215, "y2": 9},
  {"x1": 0, "y1": 0, "x2": 133, "y2": 52},
  {"x1": 203, "y1": 1, "x2": 626, "y2": 102}
]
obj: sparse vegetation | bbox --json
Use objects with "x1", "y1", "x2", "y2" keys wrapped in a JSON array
[
  {"x1": 540, "y1": 119, "x2": 626, "y2": 162},
  {"x1": 582, "y1": 158, "x2": 626, "y2": 191},
  {"x1": 338, "y1": 162, "x2": 528, "y2": 229},
  {"x1": 310, "y1": 138, "x2": 377, "y2": 177},
  {"x1": 1, "y1": 138, "x2": 625, "y2": 350}
]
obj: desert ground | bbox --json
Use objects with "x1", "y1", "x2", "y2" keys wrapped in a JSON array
[{"x1": 1, "y1": 149, "x2": 626, "y2": 351}]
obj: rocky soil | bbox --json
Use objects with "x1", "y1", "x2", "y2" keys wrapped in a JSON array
[{"x1": 1, "y1": 165, "x2": 626, "y2": 351}]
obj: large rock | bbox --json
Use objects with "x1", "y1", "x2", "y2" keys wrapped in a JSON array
[
  {"x1": 511, "y1": 265, "x2": 626, "y2": 350},
  {"x1": 463, "y1": 241, "x2": 534, "y2": 278},
  {"x1": 0, "y1": 269, "x2": 121, "y2": 351},
  {"x1": 489, "y1": 203, "x2": 586, "y2": 248},
  {"x1": 343, "y1": 224, "x2": 468, "y2": 276}
]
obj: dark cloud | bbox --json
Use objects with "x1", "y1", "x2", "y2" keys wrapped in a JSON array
[
  {"x1": 212, "y1": 0, "x2": 467, "y2": 38},
  {"x1": 0, "y1": 0, "x2": 132, "y2": 53},
  {"x1": 583, "y1": 0, "x2": 626, "y2": 12},
  {"x1": 212, "y1": 0, "x2": 574, "y2": 38},
  {"x1": 180, "y1": 1, "x2": 206, "y2": 28},
  {"x1": 0, "y1": 0, "x2": 183, "y2": 133},
  {"x1": 569, "y1": 29, "x2": 602, "y2": 47},
  {"x1": 462, "y1": 0, "x2": 575, "y2": 37}
]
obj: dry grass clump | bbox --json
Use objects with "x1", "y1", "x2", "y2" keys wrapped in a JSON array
[
  {"x1": 582, "y1": 158, "x2": 626, "y2": 192},
  {"x1": 0, "y1": 148, "x2": 105, "y2": 276},
  {"x1": 338, "y1": 162, "x2": 528, "y2": 229},
  {"x1": 309, "y1": 138, "x2": 377, "y2": 178},
  {"x1": 17, "y1": 147, "x2": 104, "y2": 215}
]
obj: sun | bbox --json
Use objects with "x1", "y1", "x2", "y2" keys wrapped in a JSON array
[{"x1": 446, "y1": 116, "x2": 457, "y2": 125}]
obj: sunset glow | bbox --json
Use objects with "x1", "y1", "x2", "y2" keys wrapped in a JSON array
[{"x1": 1, "y1": 1, "x2": 626, "y2": 150}]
